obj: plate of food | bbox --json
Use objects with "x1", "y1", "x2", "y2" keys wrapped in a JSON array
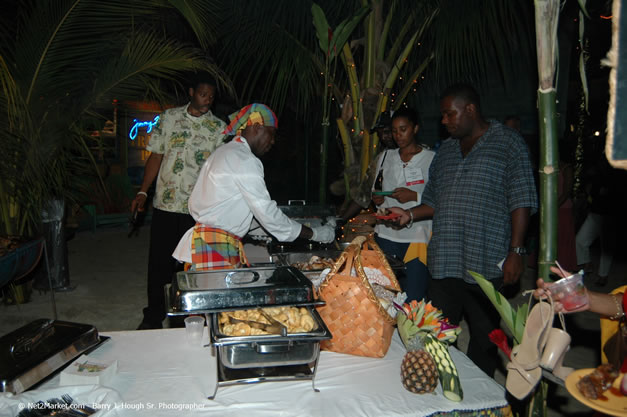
[
  {"x1": 565, "y1": 365, "x2": 627, "y2": 417},
  {"x1": 372, "y1": 191, "x2": 394, "y2": 196}
]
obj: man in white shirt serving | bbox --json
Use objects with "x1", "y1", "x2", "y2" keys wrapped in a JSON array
[{"x1": 173, "y1": 103, "x2": 335, "y2": 270}]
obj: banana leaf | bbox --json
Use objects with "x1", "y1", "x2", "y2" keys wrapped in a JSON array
[
  {"x1": 468, "y1": 270, "x2": 527, "y2": 344},
  {"x1": 312, "y1": 3, "x2": 369, "y2": 60}
]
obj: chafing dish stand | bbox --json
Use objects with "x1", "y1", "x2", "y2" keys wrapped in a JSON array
[{"x1": 166, "y1": 266, "x2": 331, "y2": 399}]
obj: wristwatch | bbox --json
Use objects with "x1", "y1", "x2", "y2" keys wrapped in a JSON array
[{"x1": 509, "y1": 246, "x2": 527, "y2": 255}]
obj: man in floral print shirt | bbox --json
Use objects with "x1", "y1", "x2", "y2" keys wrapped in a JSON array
[{"x1": 132, "y1": 73, "x2": 226, "y2": 329}]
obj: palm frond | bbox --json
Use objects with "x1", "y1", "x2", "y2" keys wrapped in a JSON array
[
  {"x1": 0, "y1": 0, "x2": 230, "y2": 236},
  {"x1": 425, "y1": 0, "x2": 534, "y2": 89}
]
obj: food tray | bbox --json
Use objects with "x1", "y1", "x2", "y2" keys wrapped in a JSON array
[
  {"x1": 272, "y1": 250, "x2": 405, "y2": 271},
  {"x1": 266, "y1": 240, "x2": 332, "y2": 254},
  {"x1": 0, "y1": 319, "x2": 103, "y2": 394},
  {"x1": 210, "y1": 307, "x2": 331, "y2": 368},
  {"x1": 271, "y1": 250, "x2": 341, "y2": 268},
  {"x1": 277, "y1": 202, "x2": 335, "y2": 218},
  {"x1": 166, "y1": 266, "x2": 316, "y2": 314}
]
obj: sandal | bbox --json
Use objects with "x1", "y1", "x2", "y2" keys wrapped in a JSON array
[
  {"x1": 540, "y1": 313, "x2": 571, "y2": 372},
  {"x1": 505, "y1": 299, "x2": 554, "y2": 400},
  {"x1": 551, "y1": 346, "x2": 574, "y2": 381},
  {"x1": 541, "y1": 346, "x2": 574, "y2": 386}
]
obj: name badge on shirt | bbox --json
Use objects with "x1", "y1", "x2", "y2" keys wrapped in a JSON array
[{"x1": 404, "y1": 166, "x2": 424, "y2": 186}]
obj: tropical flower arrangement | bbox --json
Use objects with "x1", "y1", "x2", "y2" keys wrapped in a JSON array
[
  {"x1": 396, "y1": 299, "x2": 461, "y2": 347},
  {"x1": 396, "y1": 299, "x2": 464, "y2": 402}
]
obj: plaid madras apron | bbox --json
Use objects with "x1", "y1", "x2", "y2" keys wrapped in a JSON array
[{"x1": 188, "y1": 224, "x2": 250, "y2": 271}]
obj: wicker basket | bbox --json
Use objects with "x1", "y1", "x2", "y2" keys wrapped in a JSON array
[{"x1": 316, "y1": 236, "x2": 400, "y2": 358}]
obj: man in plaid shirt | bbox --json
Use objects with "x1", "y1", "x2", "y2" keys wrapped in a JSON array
[{"x1": 390, "y1": 83, "x2": 537, "y2": 376}]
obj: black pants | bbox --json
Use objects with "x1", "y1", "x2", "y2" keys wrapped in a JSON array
[
  {"x1": 427, "y1": 277, "x2": 503, "y2": 377},
  {"x1": 141, "y1": 208, "x2": 195, "y2": 326}
]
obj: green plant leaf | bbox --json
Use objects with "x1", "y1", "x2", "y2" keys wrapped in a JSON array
[
  {"x1": 469, "y1": 270, "x2": 525, "y2": 344},
  {"x1": 311, "y1": 3, "x2": 330, "y2": 55},
  {"x1": 576, "y1": 0, "x2": 590, "y2": 19},
  {"x1": 329, "y1": 5, "x2": 370, "y2": 60},
  {"x1": 0, "y1": 0, "x2": 230, "y2": 237}
]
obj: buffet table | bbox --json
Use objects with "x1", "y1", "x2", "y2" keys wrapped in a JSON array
[{"x1": 1, "y1": 328, "x2": 511, "y2": 417}]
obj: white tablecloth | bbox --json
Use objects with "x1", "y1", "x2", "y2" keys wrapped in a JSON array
[{"x1": 0, "y1": 328, "x2": 508, "y2": 417}]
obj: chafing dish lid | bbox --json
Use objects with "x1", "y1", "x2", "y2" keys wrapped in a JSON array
[
  {"x1": 0, "y1": 319, "x2": 100, "y2": 393},
  {"x1": 169, "y1": 266, "x2": 315, "y2": 313}
]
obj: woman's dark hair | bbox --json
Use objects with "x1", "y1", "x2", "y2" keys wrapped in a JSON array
[{"x1": 391, "y1": 107, "x2": 420, "y2": 127}]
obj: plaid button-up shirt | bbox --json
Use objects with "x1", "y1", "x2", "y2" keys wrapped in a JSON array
[{"x1": 422, "y1": 121, "x2": 537, "y2": 283}]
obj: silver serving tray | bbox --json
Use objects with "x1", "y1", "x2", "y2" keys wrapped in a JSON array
[
  {"x1": 210, "y1": 307, "x2": 331, "y2": 369},
  {"x1": 266, "y1": 240, "x2": 331, "y2": 254},
  {"x1": 0, "y1": 319, "x2": 104, "y2": 394},
  {"x1": 277, "y1": 202, "x2": 335, "y2": 218},
  {"x1": 167, "y1": 266, "x2": 316, "y2": 315}
]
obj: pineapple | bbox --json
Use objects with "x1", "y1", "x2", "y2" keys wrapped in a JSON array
[
  {"x1": 401, "y1": 349, "x2": 439, "y2": 394},
  {"x1": 396, "y1": 299, "x2": 464, "y2": 401}
]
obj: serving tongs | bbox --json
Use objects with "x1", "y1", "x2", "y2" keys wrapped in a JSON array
[
  {"x1": 10, "y1": 319, "x2": 55, "y2": 359},
  {"x1": 257, "y1": 308, "x2": 288, "y2": 337},
  {"x1": 228, "y1": 311, "x2": 288, "y2": 337}
]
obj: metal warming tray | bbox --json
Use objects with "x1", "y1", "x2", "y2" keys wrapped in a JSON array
[
  {"x1": 267, "y1": 240, "x2": 331, "y2": 254},
  {"x1": 277, "y1": 201, "x2": 335, "y2": 219},
  {"x1": 166, "y1": 266, "x2": 317, "y2": 315},
  {"x1": 165, "y1": 265, "x2": 331, "y2": 398},
  {"x1": 210, "y1": 306, "x2": 331, "y2": 369},
  {"x1": 0, "y1": 319, "x2": 107, "y2": 394}
]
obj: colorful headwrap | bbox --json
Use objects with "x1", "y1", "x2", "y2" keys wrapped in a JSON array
[{"x1": 222, "y1": 103, "x2": 278, "y2": 135}]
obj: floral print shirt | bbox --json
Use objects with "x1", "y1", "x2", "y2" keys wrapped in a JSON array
[{"x1": 146, "y1": 103, "x2": 226, "y2": 214}]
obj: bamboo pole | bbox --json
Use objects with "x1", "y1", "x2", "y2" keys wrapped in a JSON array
[
  {"x1": 537, "y1": 90, "x2": 559, "y2": 281},
  {"x1": 531, "y1": 2, "x2": 560, "y2": 415},
  {"x1": 534, "y1": 0, "x2": 560, "y2": 282}
]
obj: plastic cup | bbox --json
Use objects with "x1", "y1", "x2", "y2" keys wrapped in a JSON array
[
  {"x1": 184, "y1": 316, "x2": 205, "y2": 346},
  {"x1": 548, "y1": 273, "x2": 588, "y2": 311}
]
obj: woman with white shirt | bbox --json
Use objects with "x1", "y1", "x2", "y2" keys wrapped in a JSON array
[{"x1": 372, "y1": 107, "x2": 435, "y2": 302}]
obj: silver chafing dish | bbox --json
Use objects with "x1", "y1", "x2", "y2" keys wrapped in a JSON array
[
  {"x1": 211, "y1": 307, "x2": 329, "y2": 369},
  {"x1": 0, "y1": 319, "x2": 108, "y2": 394},
  {"x1": 264, "y1": 200, "x2": 340, "y2": 252},
  {"x1": 277, "y1": 200, "x2": 335, "y2": 220},
  {"x1": 166, "y1": 266, "x2": 331, "y2": 399}
]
